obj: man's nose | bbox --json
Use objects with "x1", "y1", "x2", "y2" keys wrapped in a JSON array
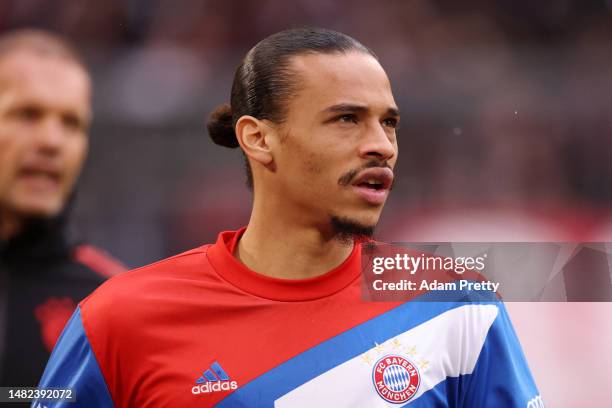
[
  {"x1": 34, "y1": 116, "x2": 64, "y2": 155},
  {"x1": 358, "y1": 122, "x2": 396, "y2": 162}
]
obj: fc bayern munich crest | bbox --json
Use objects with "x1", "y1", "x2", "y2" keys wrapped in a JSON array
[{"x1": 372, "y1": 354, "x2": 420, "y2": 404}]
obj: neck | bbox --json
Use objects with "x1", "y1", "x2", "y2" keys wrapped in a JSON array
[{"x1": 236, "y1": 193, "x2": 354, "y2": 280}]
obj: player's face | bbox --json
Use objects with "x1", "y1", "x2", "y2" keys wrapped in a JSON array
[
  {"x1": 0, "y1": 51, "x2": 91, "y2": 221},
  {"x1": 273, "y1": 52, "x2": 399, "y2": 232}
]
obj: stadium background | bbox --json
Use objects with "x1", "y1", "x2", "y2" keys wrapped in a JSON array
[{"x1": 2, "y1": 0, "x2": 611, "y2": 405}]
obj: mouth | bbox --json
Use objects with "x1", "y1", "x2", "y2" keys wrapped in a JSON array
[
  {"x1": 17, "y1": 165, "x2": 62, "y2": 192},
  {"x1": 350, "y1": 167, "x2": 394, "y2": 205}
]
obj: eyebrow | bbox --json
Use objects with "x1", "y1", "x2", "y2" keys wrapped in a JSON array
[{"x1": 323, "y1": 103, "x2": 400, "y2": 118}]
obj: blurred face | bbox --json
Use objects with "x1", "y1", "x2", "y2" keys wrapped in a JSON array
[
  {"x1": 0, "y1": 50, "x2": 91, "y2": 224},
  {"x1": 271, "y1": 51, "x2": 399, "y2": 235}
]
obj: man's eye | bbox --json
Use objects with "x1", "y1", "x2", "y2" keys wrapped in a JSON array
[
  {"x1": 337, "y1": 114, "x2": 358, "y2": 124},
  {"x1": 13, "y1": 106, "x2": 42, "y2": 122},
  {"x1": 382, "y1": 118, "x2": 399, "y2": 129},
  {"x1": 62, "y1": 114, "x2": 85, "y2": 132}
]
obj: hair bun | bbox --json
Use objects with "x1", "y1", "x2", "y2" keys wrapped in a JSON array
[{"x1": 207, "y1": 103, "x2": 239, "y2": 148}]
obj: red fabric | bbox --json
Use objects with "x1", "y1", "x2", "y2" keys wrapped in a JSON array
[
  {"x1": 34, "y1": 297, "x2": 76, "y2": 352},
  {"x1": 73, "y1": 244, "x2": 127, "y2": 278}
]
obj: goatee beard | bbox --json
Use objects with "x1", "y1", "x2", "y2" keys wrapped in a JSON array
[{"x1": 330, "y1": 215, "x2": 375, "y2": 245}]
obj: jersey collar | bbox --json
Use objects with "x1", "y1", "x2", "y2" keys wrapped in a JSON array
[{"x1": 206, "y1": 227, "x2": 361, "y2": 301}]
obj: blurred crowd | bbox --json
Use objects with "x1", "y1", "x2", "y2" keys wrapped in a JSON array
[{"x1": 1, "y1": 0, "x2": 611, "y2": 265}]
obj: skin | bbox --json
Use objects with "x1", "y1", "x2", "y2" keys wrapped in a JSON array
[
  {"x1": 0, "y1": 50, "x2": 91, "y2": 240},
  {"x1": 235, "y1": 51, "x2": 399, "y2": 279}
]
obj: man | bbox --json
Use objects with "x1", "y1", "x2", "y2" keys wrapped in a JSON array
[
  {"x1": 36, "y1": 28, "x2": 540, "y2": 407},
  {"x1": 0, "y1": 29, "x2": 125, "y2": 388}
]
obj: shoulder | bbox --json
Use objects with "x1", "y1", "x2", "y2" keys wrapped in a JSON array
[
  {"x1": 76, "y1": 244, "x2": 214, "y2": 364},
  {"x1": 82, "y1": 244, "x2": 211, "y2": 302},
  {"x1": 72, "y1": 243, "x2": 128, "y2": 279}
]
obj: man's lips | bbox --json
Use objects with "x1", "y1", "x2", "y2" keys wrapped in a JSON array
[
  {"x1": 17, "y1": 164, "x2": 62, "y2": 191},
  {"x1": 351, "y1": 167, "x2": 394, "y2": 190},
  {"x1": 350, "y1": 167, "x2": 394, "y2": 205}
]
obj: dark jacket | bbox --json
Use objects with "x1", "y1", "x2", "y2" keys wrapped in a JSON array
[{"x1": 0, "y1": 216, "x2": 125, "y2": 387}]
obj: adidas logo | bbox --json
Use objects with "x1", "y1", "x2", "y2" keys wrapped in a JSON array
[{"x1": 192, "y1": 361, "x2": 238, "y2": 395}]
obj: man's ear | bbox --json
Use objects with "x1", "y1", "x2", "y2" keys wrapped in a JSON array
[{"x1": 235, "y1": 115, "x2": 274, "y2": 166}]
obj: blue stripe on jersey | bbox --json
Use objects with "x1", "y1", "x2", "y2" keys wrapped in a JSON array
[
  {"x1": 215, "y1": 297, "x2": 470, "y2": 407},
  {"x1": 462, "y1": 302, "x2": 539, "y2": 407},
  {"x1": 32, "y1": 307, "x2": 114, "y2": 408}
]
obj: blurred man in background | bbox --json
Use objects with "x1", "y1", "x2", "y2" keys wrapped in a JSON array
[{"x1": 0, "y1": 29, "x2": 125, "y2": 387}]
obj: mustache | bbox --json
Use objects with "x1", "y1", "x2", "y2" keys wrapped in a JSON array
[{"x1": 337, "y1": 160, "x2": 395, "y2": 188}]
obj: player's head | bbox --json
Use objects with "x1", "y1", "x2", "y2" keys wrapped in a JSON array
[
  {"x1": 0, "y1": 29, "x2": 91, "y2": 238},
  {"x1": 207, "y1": 27, "x2": 399, "y2": 241}
]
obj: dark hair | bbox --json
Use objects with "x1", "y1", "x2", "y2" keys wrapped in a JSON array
[
  {"x1": 207, "y1": 27, "x2": 375, "y2": 188},
  {"x1": 0, "y1": 28, "x2": 87, "y2": 71}
]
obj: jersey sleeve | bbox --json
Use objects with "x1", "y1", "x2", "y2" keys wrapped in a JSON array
[
  {"x1": 32, "y1": 307, "x2": 114, "y2": 408},
  {"x1": 462, "y1": 301, "x2": 543, "y2": 407}
]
